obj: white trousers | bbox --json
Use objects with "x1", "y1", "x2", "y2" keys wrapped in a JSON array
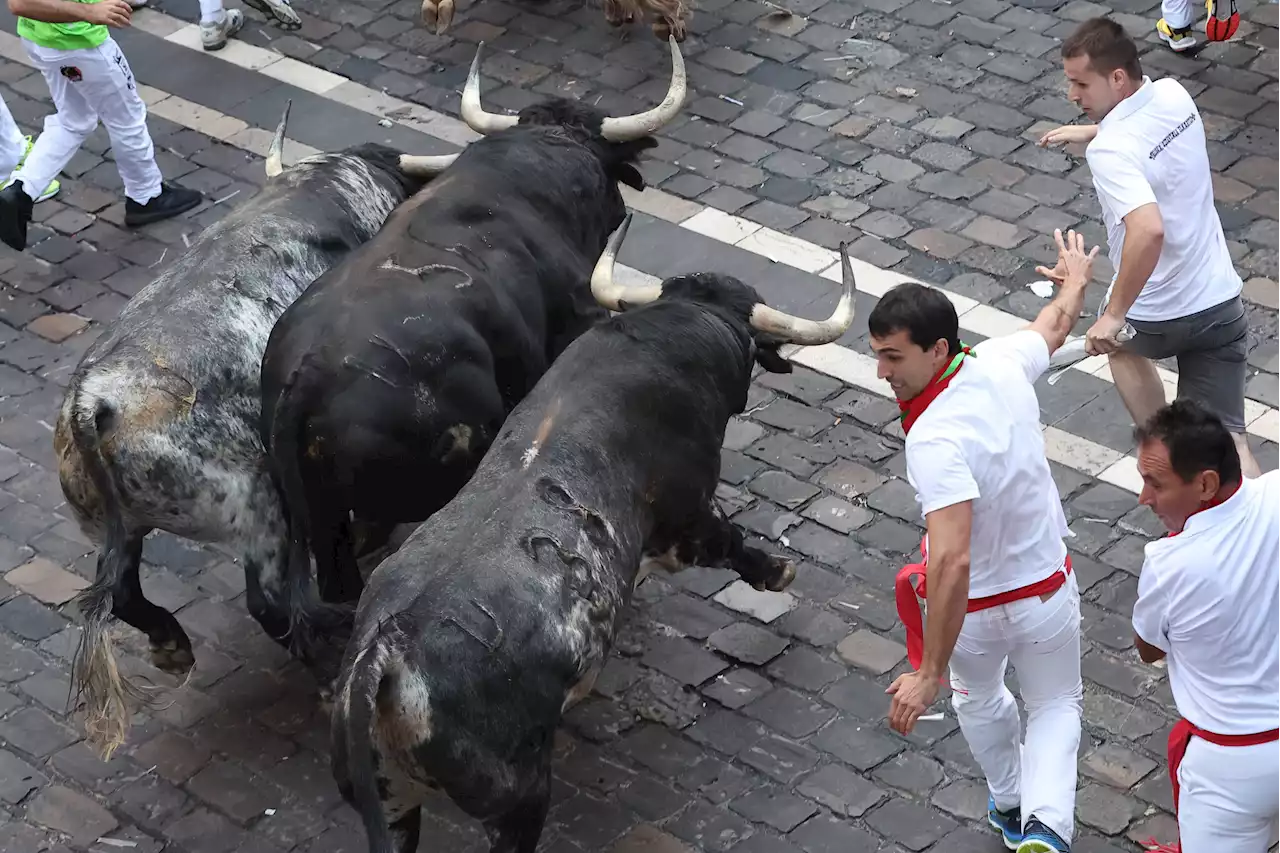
[
  {"x1": 1162, "y1": 0, "x2": 1194, "y2": 28},
  {"x1": 13, "y1": 37, "x2": 162, "y2": 205},
  {"x1": 0, "y1": 94, "x2": 27, "y2": 176},
  {"x1": 1178, "y1": 738, "x2": 1279, "y2": 851},
  {"x1": 949, "y1": 569, "x2": 1082, "y2": 841}
]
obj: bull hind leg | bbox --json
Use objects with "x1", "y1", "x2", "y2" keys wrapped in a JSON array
[
  {"x1": 72, "y1": 527, "x2": 194, "y2": 757},
  {"x1": 482, "y1": 789, "x2": 552, "y2": 853}
]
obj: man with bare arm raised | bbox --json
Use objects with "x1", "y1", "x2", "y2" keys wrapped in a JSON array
[{"x1": 872, "y1": 230, "x2": 1099, "y2": 853}]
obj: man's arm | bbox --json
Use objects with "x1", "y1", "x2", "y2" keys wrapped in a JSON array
[
  {"x1": 1085, "y1": 146, "x2": 1163, "y2": 342},
  {"x1": 1131, "y1": 553, "x2": 1173, "y2": 666},
  {"x1": 9, "y1": 0, "x2": 89, "y2": 21},
  {"x1": 1134, "y1": 633, "x2": 1167, "y2": 664},
  {"x1": 918, "y1": 501, "x2": 972, "y2": 682},
  {"x1": 1028, "y1": 266, "x2": 1089, "y2": 358},
  {"x1": 9, "y1": 0, "x2": 129, "y2": 25}
]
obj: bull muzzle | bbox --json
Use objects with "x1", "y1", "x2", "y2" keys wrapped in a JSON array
[
  {"x1": 590, "y1": 213, "x2": 858, "y2": 347},
  {"x1": 461, "y1": 38, "x2": 686, "y2": 142}
]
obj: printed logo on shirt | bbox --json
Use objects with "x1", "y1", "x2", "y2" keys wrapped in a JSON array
[
  {"x1": 59, "y1": 66, "x2": 82, "y2": 83},
  {"x1": 1149, "y1": 113, "x2": 1198, "y2": 160}
]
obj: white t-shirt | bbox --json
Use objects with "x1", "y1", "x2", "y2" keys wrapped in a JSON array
[
  {"x1": 1132, "y1": 470, "x2": 1280, "y2": 735},
  {"x1": 905, "y1": 330, "x2": 1071, "y2": 598},
  {"x1": 1087, "y1": 77, "x2": 1242, "y2": 323}
]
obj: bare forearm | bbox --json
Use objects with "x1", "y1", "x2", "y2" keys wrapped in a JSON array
[
  {"x1": 1035, "y1": 274, "x2": 1090, "y2": 355},
  {"x1": 9, "y1": 0, "x2": 92, "y2": 22},
  {"x1": 919, "y1": 558, "x2": 969, "y2": 681},
  {"x1": 1105, "y1": 228, "x2": 1163, "y2": 319}
]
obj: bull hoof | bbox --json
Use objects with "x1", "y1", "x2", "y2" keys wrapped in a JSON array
[
  {"x1": 149, "y1": 639, "x2": 195, "y2": 675},
  {"x1": 421, "y1": 0, "x2": 455, "y2": 33},
  {"x1": 752, "y1": 557, "x2": 796, "y2": 593}
]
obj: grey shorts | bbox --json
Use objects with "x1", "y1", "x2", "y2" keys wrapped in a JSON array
[{"x1": 1102, "y1": 296, "x2": 1249, "y2": 432}]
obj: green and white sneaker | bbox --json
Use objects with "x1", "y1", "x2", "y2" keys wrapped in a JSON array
[{"x1": 1, "y1": 135, "x2": 60, "y2": 203}]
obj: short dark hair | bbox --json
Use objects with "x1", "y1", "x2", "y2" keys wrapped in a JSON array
[
  {"x1": 1134, "y1": 398, "x2": 1242, "y2": 487},
  {"x1": 1061, "y1": 17, "x2": 1143, "y2": 82},
  {"x1": 867, "y1": 282, "x2": 961, "y2": 357}
]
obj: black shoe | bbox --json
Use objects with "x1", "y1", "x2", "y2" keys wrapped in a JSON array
[
  {"x1": 124, "y1": 183, "x2": 203, "y2": 228},
  {"x1": 0, "y1": 180, "x2": 34, "y2": 251}
]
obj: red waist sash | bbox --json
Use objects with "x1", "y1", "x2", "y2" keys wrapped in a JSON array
[
  {"x1": 895, "y1": 536, "x2": 1072, "y2": 681},
  {"x1": 1167, "y1": 719, "x2": 1279, "y2": 813}
]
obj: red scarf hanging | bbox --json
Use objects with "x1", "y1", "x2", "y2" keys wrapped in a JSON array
[{"x1": 898, "y1": 347, "x2": 971, "y2": 436}]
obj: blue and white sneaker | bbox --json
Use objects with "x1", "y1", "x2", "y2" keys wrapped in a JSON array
[
  {"x1": 988, "y1": 796, "x2": 1023, "y2": 849},
  {"x1": 1017, "y1": 818, "x2": 1070, "y2": 853}
]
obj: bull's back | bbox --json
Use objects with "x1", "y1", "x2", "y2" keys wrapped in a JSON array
[{"x1": 57, "y1": 155, "x2": 412, "y2": 538}]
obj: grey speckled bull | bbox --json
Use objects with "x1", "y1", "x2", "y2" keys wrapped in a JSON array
[{"x1": 52, "y1": 103, "x2": 461, "y2": 758}]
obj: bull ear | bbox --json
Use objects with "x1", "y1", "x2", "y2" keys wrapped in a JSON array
[{"x1": 753, "y1": 342, "x2": 792, "y2": 374}]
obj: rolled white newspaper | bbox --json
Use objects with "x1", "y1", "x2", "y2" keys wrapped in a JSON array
[{"x1": 1045, "y1": 323, "x2": 1136, "y2": 385}]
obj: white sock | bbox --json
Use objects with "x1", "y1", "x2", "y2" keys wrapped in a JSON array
[{"x1": 200, "y1": 0, "x2": 223, "y2": 24}]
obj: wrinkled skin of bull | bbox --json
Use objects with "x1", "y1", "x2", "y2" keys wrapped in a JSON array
[
  {"x1": 329, "y1": 275, "x2": 826, "y2": 853},
  {"x1": 53, "y1": 143, "x2": 424, "y2": 756},
  {"x1": 259, "y1": 100, "x2": 661, "y2": 680}
]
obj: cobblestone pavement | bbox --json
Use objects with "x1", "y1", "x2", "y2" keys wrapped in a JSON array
[
  {"x1": 162, "y1": 0, "x2": 1279, "y2": 398},
  {"x1": 0, "y1": 0, "x2": 1275, "y2": 850}
]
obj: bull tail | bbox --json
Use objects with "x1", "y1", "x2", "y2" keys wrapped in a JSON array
[
  {"x1": 64, "y1": 386, "x2": 155, "y2": 759},
  {"x1": 334, "y1": 634, "x2": 396, "y2": 853},
  {"x1": 264, "y1": 367, "x2": 352, "y2": 666},
  {"x1": 265, "y1": 99, "x2": 292, "y2": 179}
]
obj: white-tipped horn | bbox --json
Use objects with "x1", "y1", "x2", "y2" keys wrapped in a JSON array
[
  {"x1": 460, "y1": 42, "x2": 520, "y2": 136},
  {"x1": 397, "y1": 153, "x2": 460, "y2": 177},
  {"x1": 266, "y1": 99, "x2": 291, "y2": 179},
  {"x1": 590, "y1": 213, "x2": 662, "y2": 311},
  {"x1": 600, "y1": 37, "x2": 687, "y2": 142},
  {"x1": 748, "y1": 241, "x2": 858, "y2": 346}
]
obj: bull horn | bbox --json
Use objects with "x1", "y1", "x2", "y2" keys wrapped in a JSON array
[
  {"x1": 749, "y1": 241, "x2": 858, "y2": 346},
  {"x1": 460, "y1": 42, "x2": 520, "y2": 136},
  {"x1": 599, "y1": 37, "x2": 686, "y2": 142},
  {"x1": 590, "y1": 213, "x2": 661, "y2": 311},
  {"x1": 397, "y1": 153, "x2": 460, "y2": 177},
  {"x1": 265, "y1": 99, "x2": 291, "y2": 179}
]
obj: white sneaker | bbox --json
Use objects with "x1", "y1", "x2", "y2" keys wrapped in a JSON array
[
  {"x1": 201, "y1": 8, "x2": 244, "y2": 51},
  {"x1": 241, "y1": 0, "x2": 302, "y2": 29}
]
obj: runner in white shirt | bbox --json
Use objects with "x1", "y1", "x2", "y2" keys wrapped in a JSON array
[
  {"x1": 1037, "y1": 18, "x2": 1260, "y2": 479},
  {"x1": 870, "y1": 229, "x2": 1099, "y2": 853},
  {"x1": 1130, "y1": 399, "x2": 1279, "y2": 851}
]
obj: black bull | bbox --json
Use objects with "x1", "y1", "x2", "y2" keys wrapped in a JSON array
[
  {"x1": 259, "y1": 40, "x2": 687, "y2": 673},
  {"x1": 52, "y1": 104, "x2": 460, "y2": 757},
  {"x1": 330, "y1": 214, "x2": 859, "y2": 853}
]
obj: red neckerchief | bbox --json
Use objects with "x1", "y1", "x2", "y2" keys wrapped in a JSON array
[
  {"x1": 1167, "y1": 480, "x2": 1241, "y2": 538},
  {"x1": 898, "y1": 347, "x2": 971, "y2": 436}
]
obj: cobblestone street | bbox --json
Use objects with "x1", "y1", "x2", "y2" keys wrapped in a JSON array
[{"x1": 0, "y1": 0, "x2": 1275, "y2": 848}]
